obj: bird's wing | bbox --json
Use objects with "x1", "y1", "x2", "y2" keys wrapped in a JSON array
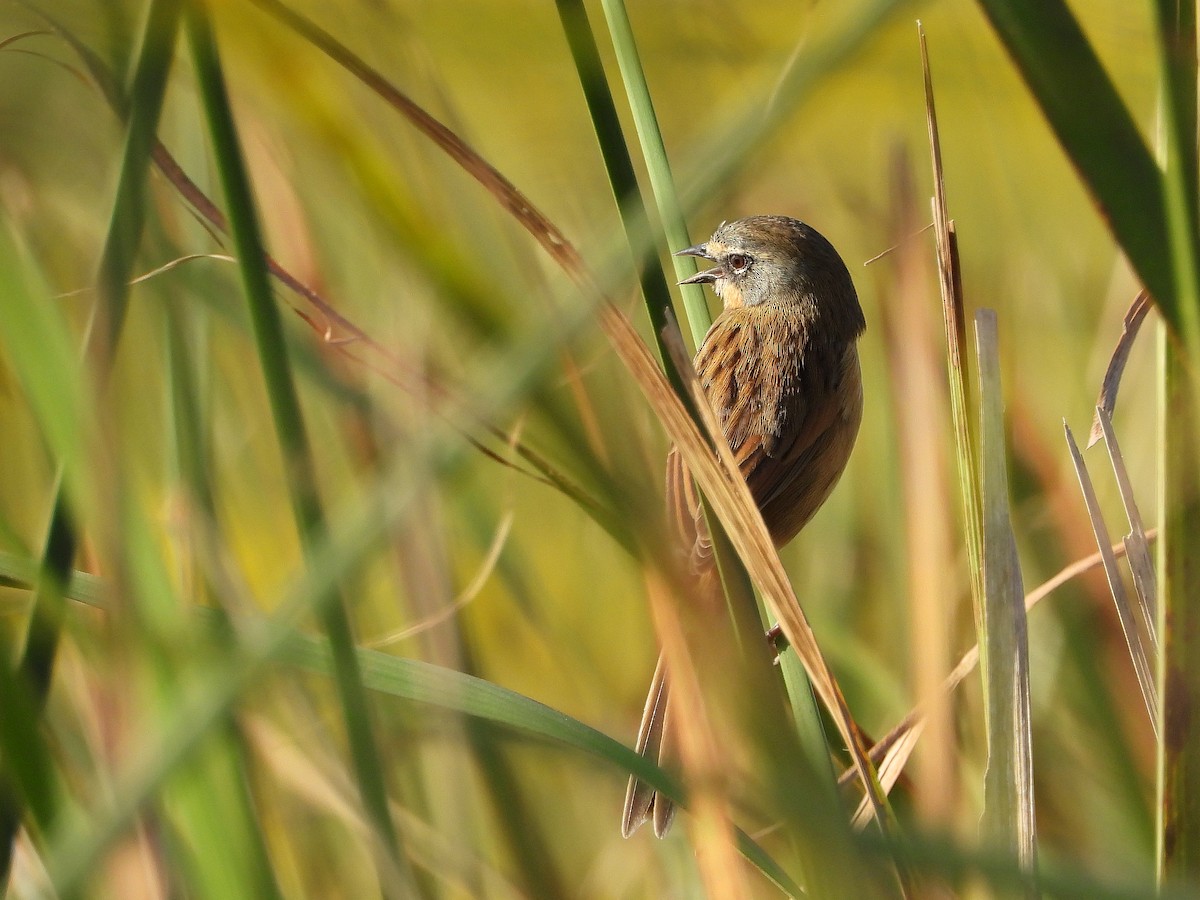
[
  {"x1": 667, "y1": 310, "x2": 857, "y2": 558},
  {"x1": 665, "y1": 444, "x2": 712, "y2": 573}
]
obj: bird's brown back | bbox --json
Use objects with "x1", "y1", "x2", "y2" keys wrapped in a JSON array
[{"x1": 667, "y1": 299, "x2": 863, "y2": 571}]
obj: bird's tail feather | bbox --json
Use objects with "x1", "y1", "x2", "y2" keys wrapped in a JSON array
[{"x1": 621, "y1": 653, "x2": 676, "y2": 837}]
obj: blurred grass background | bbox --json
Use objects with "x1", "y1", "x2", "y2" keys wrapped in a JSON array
[{"x1": 0, "y1": 0, "x2": 1171, "y2": 896}]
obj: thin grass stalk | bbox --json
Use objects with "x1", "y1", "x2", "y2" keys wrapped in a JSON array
[
  {"x1": 23, "y1": 0, "x2": 180, "y2": 686},
  {"x1": 1157, "y1": 331, "x2": 1200, "y2": 880},
  {"x1": 1154, "y1": 0, "x2": 1200, "y2": 882},
  {"x1": 552, "y1": 0, "x2": 692, "y2": 377},
  {"x1": 878, "y1": 146, "x2": 957, "y2": 825},
  {"x1": 920, "y1": 33, "x2": 1001, "y2": 830},
  {"x1": 181, "y1": 3, "x2": 416, "y2": 894},
  {"x1": 0, "y1": 0, "x2": 181, "y2": 883},
  {"x1": 920, "y1": 24, "x2": 983, "y2": 623},
  {"x1": 594, "y1": 0, "x2": 711, "y2": 345},
  {"x1": 0, "y1": 641, "x2": 57, "y2": 873},
  {"x1": 0, "y1": 235, "x2": 88, "y2": 879},
  {"x1": 1063, "y1": 423, "x2": 1158, "y2": 733},
  {"x1": 162, "y1": 303, "x2": 284, "y2": 899},
  {"x1": 975, "y1": 310, "x2": 1038, "y2": 888},
  {"x1": 1094, "y1": 407, "x2": 1158, "y2": 650}
]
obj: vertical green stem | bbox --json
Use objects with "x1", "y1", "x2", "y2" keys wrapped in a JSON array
[
  {"x1": 183, "y1": 3, "x2": 416, "y2": 895},
  {"x1": 0, "y1": 0, "x2": 181, "y2": 884},
  {"x1": 1157, "y1": 333, "x2": 1200, "y2": 880},
  {"x1": 1155, "y1": 0, "x2": 1200, "y2": 883},
  {"x1": 593, "y1": 0, "x2": 712, "y2": 345},
  {"x1": 552, "y1": 0, "x2": 694, "y2": 379}
]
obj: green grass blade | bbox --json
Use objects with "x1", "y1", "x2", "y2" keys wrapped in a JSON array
[
  {"x1": 27, "y1": 0, "x2": 181, "y2": 691},
  {"x1": 1151, "y1": 0, "x2": 1200, "y2": 883},
  {"x1": 1157, "y1": 332, "x2": 1200, "y2": 882},
  {"x1": 160, "y1": 294, "x2": 283, "y2": 899},
  {"x1": 552, "y1": 0, "x2": 692, "y2": 369},
  {"x1": 972, "y1": 0, "x2": 1176, "y2": 329},
  {"x1": 0, "y1": 0, "x2": 181, "y2": 882},
  {"x1": 0, "y1": 523, "x2": 801, "y2": 896},
  {"x1": 182, "y1": 2, "x2": 413, "y2": 893},
  {"x1": 593, "y1": 0, "x2": 710, "y2": 346}
]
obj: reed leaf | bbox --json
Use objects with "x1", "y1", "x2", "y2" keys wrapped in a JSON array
[
  {"x1": 976, "y1": 310, "x2": 1038, "y2": 885},
  {"x1": 0, "y1": 0, "x2": 181, "y2": 883},
  {"x1": 182, "y1": 2, "x2": 410, "y2": 891},
  {"x1": 1063, "y1": 423, "x2": 1157, "y2": 732}
]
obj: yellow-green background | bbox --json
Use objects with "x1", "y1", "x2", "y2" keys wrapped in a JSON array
[{"x1": 0, "y1": 0, "x2": 1163, "y2": 896}]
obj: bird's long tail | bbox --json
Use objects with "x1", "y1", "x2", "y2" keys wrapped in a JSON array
[{"x1": 621, "y1": 652, "x2": 676, "y2": 837}]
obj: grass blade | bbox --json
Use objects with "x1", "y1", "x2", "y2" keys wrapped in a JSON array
[
  {"x1": 593, "y1": 0, "x2": 710, "y2": 345},
  {"x1": 1153, "y1": 0, "x2": 1200, "y2": 882},
  {"x1": 971, "y1": 0, "x2": 1175, "y2": 328},
  {"x1": 1063, "y1": 422, "x2": 1158, "y2": 733},
  {"x1": 1094, "y1": 407, "x2": 1158, "y2": 651},
  {"x1": 976, "y1": 310, "x2": 1038, "y2": 885},
  {"x1": 182, "y1": 2, "x2": 413, "y2": 893},
  {"x1": 551, "y1": 0, "x2": 692, "y2": 373},
  {"x1": 0, "y1": 0, "x2": 181, "y2": 883},
  {"x1": 1088, "y1": 292, "x2": 1152, "y2": 448},
  {"x1": 878, "y1": 144, "x2": 958, "y2": 826},
  {"x1": 920, "y1": 22, "x2": 983, "y2": 628},
  {"x1": 1157, "y1": 331, "x2": 1200, "y2": 880}
]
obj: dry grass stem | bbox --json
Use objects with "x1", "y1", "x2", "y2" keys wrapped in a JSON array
[
  {"x1": 1094, "y1": 406, "x2": 1158, "y2": 647},
  {"x1": 840, "y1": 533, "x2": 1157, "y2": 795},
  {"x1": 1088, "y1": 291, "x2": 1152, "y2": 448},
  {"x1": 365, "y1": 513, "x2": 513, "y2": 649},
  {"x1": 1063, "y1": 422, "x2": 1158, "y2": 733}
]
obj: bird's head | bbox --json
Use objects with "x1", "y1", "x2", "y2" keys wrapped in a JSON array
[{"x1": 675, "y1": 215, "x2": 864, "y2": 335}]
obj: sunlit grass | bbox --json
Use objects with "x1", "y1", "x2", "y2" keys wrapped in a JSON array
[{"x1": 0, "y1": 0, "x2": 1188, "y2": 897}]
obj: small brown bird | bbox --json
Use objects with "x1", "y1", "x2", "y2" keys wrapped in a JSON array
[{"x1": 622, "y1": 215, "x2": 866, "y2": 838}]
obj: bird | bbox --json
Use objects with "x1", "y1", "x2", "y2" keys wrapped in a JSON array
[{"x1": 621, "y1": 215, "x2": 866, "y2": 838}]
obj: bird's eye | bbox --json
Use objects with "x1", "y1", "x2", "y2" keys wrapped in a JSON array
[{"x1": 727, "y1": 253, "x2": 752, "y2": 274}]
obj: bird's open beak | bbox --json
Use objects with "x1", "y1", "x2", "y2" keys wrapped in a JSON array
[{"x1": 674, "y1": 242, "x2": 720, "y2": 285}]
